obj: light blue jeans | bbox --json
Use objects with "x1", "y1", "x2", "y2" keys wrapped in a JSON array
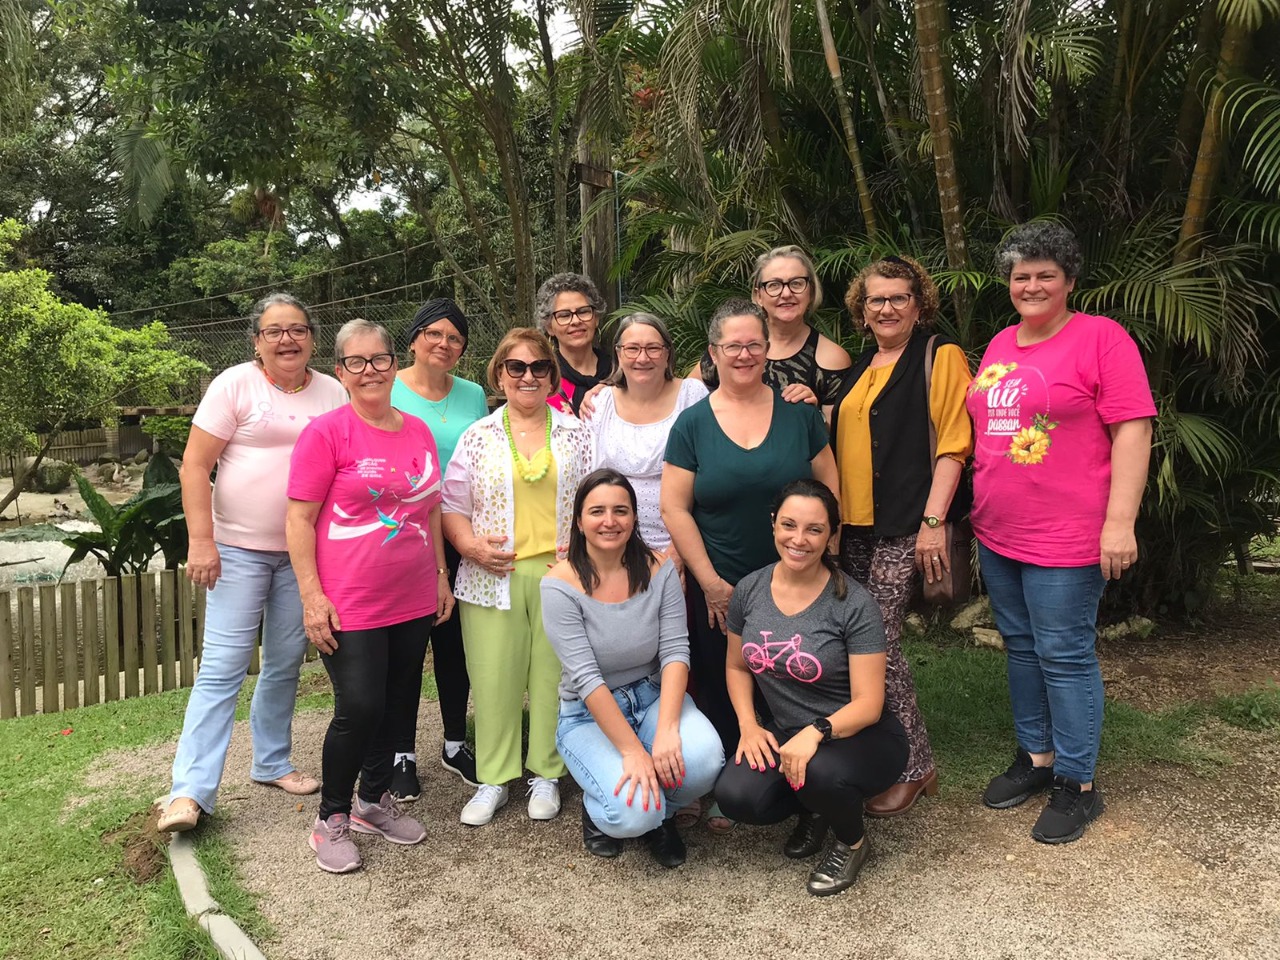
[
  {"x1": 556, "y1": 677, "x2": 725, "y2": 838},
  {"x1": 978, "y1": 542, "x2": 1108, "y2": 784},
  {"x1": 169, "y1": 544, "x2": 310, "y2": 813}
]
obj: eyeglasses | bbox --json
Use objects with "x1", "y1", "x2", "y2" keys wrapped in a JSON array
[
  {"x1": 502, "y1": 358, "x2": 555, "y2": 379},
  {"x1": 418, "y1": 328, "x2": 465, "y2": 349},
  {"x1": 549, "y1": 306, "x2": 596, "y2": 326},
  {"x1": 338, "y1": 353, "x2": 395, "y2": 374},
  {"x1": 757, "y1": 277, "x2": 811, "y2": 297},
  {"x1": 258, "y1": 324, "x2": 313, "y2": 342},
  {"x1": 618, "y1": 343, "x2": 668, "y2": 360},
  {"x1": 713, "y1": 341, "x2": 767, "y2": 358},
  {"x1": 864, "y1": 294, "x2": 915, "y2": 310}
]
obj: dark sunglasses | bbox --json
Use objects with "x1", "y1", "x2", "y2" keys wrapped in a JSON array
[{"x1": 502, "y1": 358, "x2": 555, "y2": 379}]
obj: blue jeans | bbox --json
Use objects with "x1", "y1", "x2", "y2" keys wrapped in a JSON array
[
  {"x1": 978, "y1": 542, "x2": 1107, "y2": 783},
  {"x1": 556, "y1": 678, "x2": 725, "y2": 838},
  {"x1": 169, "y1": 544, "x2": 310, "y2": 813}
]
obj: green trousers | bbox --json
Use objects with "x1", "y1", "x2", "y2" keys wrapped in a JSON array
[{"x1": 459, "y1": 553, "x2": 567, "y2": 785}]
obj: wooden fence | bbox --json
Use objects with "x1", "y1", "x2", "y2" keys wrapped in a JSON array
[
  {"x1": 33, "y1": 424, "x2": 149, "y2": 466},
  {"x1": 0, "y1": 570, "x2": 209, "y2": 719}
]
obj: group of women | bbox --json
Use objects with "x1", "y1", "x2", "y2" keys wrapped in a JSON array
[{"x1": 156, "y1": 220, "x2": 1154, "y2": 895}]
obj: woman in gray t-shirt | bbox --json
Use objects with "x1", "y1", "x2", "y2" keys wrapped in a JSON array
[
  {"x1": 541, "y1": 469, "x2": 725, "y2": 867},
  {"x1": 716, "y1": 479, "x2": 908, "y2": 897}
]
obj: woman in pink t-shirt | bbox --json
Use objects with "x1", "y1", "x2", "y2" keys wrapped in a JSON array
[
  {"x1": 966, "y1": 222, "x2": 1155, "y2": 845},
  {"x1": 158, "y1": 293, "x2": 348, "y2": 834},
  {"x1": 286, "y1": 319, "x2": 453, "y2": 874}
]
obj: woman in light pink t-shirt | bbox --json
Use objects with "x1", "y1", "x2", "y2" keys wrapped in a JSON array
[
  {"x1": 286, "y1": 319, "x2": 453, "y2": 874},
  {"x1": 159, "y1": 294, "x2": 348, "y2": 835},
  {"x1": 966, "y1": 223, "x2": 1154, "y2": 845}
]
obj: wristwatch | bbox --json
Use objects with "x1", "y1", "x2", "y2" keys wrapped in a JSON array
[
  {"x1": 922, "y1": 515, "x2": 943, "y2": 528},
  {"x1": 811, "y1": 717, "x2": 833, "y2": 742}
]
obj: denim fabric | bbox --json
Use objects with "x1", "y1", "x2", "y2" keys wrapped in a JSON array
[
  {"x1": 978, "y1": 542, "x2": 1107, "y2": 783},
  {"x1": 169, "y1": 545, "x2": 310, "y2": 813},
  {"x1": 556, "y1": 678, "x2": 724, "y2": 838}
]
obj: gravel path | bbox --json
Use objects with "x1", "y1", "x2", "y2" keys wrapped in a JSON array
[{"x1": 106, "y1": 704, "x2": 1280, "y2": 960}]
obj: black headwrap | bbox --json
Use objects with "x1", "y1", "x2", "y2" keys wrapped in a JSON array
[{"x1": 407, "y1": 298, "x2": 470, "y2": 354}]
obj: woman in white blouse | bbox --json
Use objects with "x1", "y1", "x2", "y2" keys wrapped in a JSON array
[{"x1": 588, "y1": 313, "x2": 708, "y2": 565}]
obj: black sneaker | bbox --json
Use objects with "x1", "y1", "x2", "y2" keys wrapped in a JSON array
[
  {"x1": 1031, "y1": 776, "x2": 1104, "y2": 844},
  {"x1": 643, "y1": 819, "x2": 687, "y2": 869},
  {"x1": 982, "y1": 748, "x2": 1054, "y2": 809},
  {"x1": 441, "y1": 744, "x2": 480, "y2": 787},
  {"x1": 389, "y1": 757, "x2": 420, "y2": 802},
  {"x1": 783, "y1": 811, "x2": 829, "y2": 859}
]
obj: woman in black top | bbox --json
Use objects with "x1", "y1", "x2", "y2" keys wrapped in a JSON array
[{"x1": 536, "y1": 273, "x2": 615, "y2": 415}]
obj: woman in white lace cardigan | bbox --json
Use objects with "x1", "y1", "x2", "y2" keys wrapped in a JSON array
[{"x1": 442, "y1": 327, "x2": 594, "y2": 827}]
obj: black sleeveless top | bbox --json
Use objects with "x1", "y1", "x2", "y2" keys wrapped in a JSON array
[{"x1": 699, "y1": 326, "x2": 847, "y2": 404}]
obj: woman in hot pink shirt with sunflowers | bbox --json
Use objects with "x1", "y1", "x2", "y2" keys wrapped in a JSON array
[{"x1": 966, "y1": 222, "x2": 1154, "y2": 846}]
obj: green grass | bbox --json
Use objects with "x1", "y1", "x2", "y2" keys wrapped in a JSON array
[
  {"x1": 0, "y1": 660, "x2": 436, "y2": 960},
  {"x1": 907, "y1": 638, "x2": 1237, "y2": 795},
  {"x1": 1213, "y1": 683, "x2": 1280, "y2": 731}
]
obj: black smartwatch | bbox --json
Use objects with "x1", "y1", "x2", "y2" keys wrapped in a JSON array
[{"x1": 811, "y1": 717, "x2": 833, "y2": 742}]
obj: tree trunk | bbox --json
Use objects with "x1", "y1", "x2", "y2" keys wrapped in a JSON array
[
  {"x1": 0, "y1": 425, "x2": 61, "y2": 517},
  {"x1": 914, "y1": 0, "x2": 972, "y2": 341},
  {"x1": 738, "y1": 35, "x2": 811, "y2": 240},
  {"x1": 814, "y1": 0, "x2": 879, "y2": 238},
  {"x1": 1164, "y1": 0, "x2": 1219, "y2": 191},
  {"x1": 535, "y1": 0, "x2": 570, "y2": 274}
]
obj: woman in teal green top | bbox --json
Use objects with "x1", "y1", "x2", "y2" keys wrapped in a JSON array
[
  {"x1": 661, "y1": 298, "x2": 838, "y2": 830},
  {"x1": 387, "y1": 298, "x2": 489, "y2": 800}
]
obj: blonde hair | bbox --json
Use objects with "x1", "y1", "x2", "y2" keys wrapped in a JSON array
[{"x1": 751, "y1": 245, "x2": 824, "y2": 317}]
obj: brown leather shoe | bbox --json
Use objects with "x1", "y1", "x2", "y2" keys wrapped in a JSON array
[{"x1": 864, "y1": 769, "x2": 939, "y2": 818}]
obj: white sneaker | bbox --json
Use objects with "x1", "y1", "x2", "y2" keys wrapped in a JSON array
[
  {"x1": 526, "y1": 777, "x2": 561, "y2": 820},
  {"x1": 460, "y1": 784, "x2": 508, "y2": 826}
]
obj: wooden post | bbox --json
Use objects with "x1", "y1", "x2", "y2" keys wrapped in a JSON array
[
  {"x1": 17, "y1": 589, "x2": 34, "y2": 716},
  {"x1": 60, "y1": 582, "x2": 78, "y2": 710},
  {"x1": 122, "y1": 575, "x2": 139, "y2": 698},
  {"x1": 39, "y1": 584, "x2": 58, "y2": 713},
  {"x1": 141, "y1": 574, "x2": 158, "y2": 694},
  {"x1": 0, "y1": 593, "x2": 15, "y2": 720},
  {"x1": 103, "y1": 579, "x2": 120, "y2": 701},
  {"x1": 576, "y1": 154, "x2": 618, "y2": 314},
  {"x1": 160, "y1": 572, "x2": 177, "y2": 691},
  {"x1": 81, "y1": 580, "x2": 99, "y2": 707},
  {"x1": 179, "y1": 577, "x2": 195, "y2": 687}
]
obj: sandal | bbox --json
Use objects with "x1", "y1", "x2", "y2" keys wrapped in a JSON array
[
  {"x1": 158, "y1": 797, "x2": 201, "y2": 833},
  {"x1": 673, "y1": 798, "x2": 704, "y2": 830},
  {"x1": 705, "y1": 801, "x2": 736, "y2": 834}
]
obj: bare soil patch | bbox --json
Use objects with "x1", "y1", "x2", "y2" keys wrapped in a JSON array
[{"x1": 102, "y1": 806, "x2": 169, "y2": 885}]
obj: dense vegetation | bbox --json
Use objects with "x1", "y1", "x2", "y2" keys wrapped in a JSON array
[{"x1": 1, "y1": 0, "x2": 1278, "y2": 616}]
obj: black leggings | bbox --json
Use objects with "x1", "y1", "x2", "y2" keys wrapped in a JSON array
[
  {"x1": 686, "y1": 577, "x2": 739, "y2": 756},
  {"x1": 319, "y1": 616, "x2": 431, "y2": 819},
  {"x1": 394, "y1": 542, "x2": 471, "y2": 750},
  {"x1": 715, "y1": 715, "x2": 909, "y2": 845}
]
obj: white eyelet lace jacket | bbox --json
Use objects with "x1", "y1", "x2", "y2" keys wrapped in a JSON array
[{"x1": 442, "y1": 405, "x2": 593, "y2": 610}]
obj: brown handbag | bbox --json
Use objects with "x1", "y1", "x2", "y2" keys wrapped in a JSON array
[{"x1": 921, "y1": 335, "x2": 973, "y2": 606}]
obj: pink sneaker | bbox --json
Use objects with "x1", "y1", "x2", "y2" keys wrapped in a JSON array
[
  {"x1": 309, "y1": 813, "x2": 362, "y2": 873},
  {"x1": 351, "y1": 792, "x2": 427, "y2": 845}
]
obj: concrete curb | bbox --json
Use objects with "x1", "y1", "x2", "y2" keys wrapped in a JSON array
[{"x1": 169, "y1": 831, "x2": 269, "y2": 960}]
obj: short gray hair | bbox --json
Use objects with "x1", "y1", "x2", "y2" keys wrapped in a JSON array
[
  {"x1": 708, "y1": 298, "x2": 769, "y2": 346},
  {"x1": 750, "y1": 245, "x2": 823, "y2": 316},
  {"x1": 995, "y1": 222, "x2": 1083, "y2": 280},
  {"x1": 334, "y1": 318, "x2": 394, "y2": 359},
  {"x1": 534, "y1": 272, "x2": 606, "y2": 334},
  {"x1": 248, "y1": 292, "x2": 313, "y2": 339},
  {"x1": 606, "y1": 312, "x2": 676, "y2": 387}
]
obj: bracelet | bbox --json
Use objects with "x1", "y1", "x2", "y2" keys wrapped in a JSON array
[{"x1": 437, "y1": 566, "x2": 448, "y2": 576}]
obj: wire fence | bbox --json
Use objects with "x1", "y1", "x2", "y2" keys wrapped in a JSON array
[{"x1": 146, "y1": 300, "x2": 513, "y2": 401}]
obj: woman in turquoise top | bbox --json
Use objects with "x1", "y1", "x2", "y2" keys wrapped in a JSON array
[{"x1": 387, "y1": 298, "x2": 489, "y2": 800}]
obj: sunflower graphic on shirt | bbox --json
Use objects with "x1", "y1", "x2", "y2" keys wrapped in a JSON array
[
  {"x1": 970, "y1": 361, "x2": 1018, "y2": 395},
  {"x1": 1006, "y1": 413, "x2": 1058, "y2": 466}
]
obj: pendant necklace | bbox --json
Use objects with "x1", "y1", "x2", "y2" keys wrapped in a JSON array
[
  {"x1": 504, "y1": 407, "x2": 553, "y2": 483},
  {"x1": 424, "y1": 377, "x2": 452, "y2": 423}
]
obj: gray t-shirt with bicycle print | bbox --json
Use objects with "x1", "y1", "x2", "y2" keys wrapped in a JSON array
[{"x1": 726, "y1": 564, "x2": 885, "y2": 735}]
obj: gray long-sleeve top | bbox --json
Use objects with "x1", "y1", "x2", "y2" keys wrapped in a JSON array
[{"x1": 540, "y1": 560, "x2": 690, "y2": 702}]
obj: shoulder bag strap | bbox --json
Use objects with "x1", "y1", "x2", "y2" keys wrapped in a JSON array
[{"x1": 924, "y1": 334, "x2": 939, "y2": 475}]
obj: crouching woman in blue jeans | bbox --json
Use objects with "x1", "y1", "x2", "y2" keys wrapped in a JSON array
[{"x1": 542, "y1": 469, "x2": 724, "y2": 867}]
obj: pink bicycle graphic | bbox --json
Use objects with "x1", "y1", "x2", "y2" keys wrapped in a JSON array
[{"x1": 740, "y1": 631, "x2": 822, "y2": 683}]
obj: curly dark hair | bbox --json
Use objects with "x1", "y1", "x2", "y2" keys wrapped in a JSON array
[
  {"x1": 534, "y1": 273, "x2": 607, "y2": 334},
  {"x1": 843, "y1": 254, "x2": 941, "y2": 331},
  {"x1": 994, "y1": 222, "x2": 1083, "y2": 280}
]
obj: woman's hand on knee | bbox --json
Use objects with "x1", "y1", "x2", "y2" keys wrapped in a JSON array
[
  {"x1": 650, "y1": 726, "x2": 685, "y2": 789},
  {"x1": 734, "y1": 723, "x2": 779, "y2": 772},
  {"x1": 615, "y1": 749, "x2": 662, "y2": 814},
  {"x1": 778, "y1": 728, "x2": 822, "y2": 791}
]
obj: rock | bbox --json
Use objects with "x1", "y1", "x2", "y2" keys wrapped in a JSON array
[
  {"x1": 125, "y1": 463, "x2": 145, "y2": 479},
  {"x1": 950, "y1": 597, "x2": 992, "y2": 631},
  {"x1": 1098, "y1": 616, "x2": 1156, "y2": 642},
  {"x1": 972, "y1": 627, "x2": 1005, "y2": 650},
  {"x1": 32, "y1": 459, "x2": 74, "y2": 494},
  {"x1": 133, "y1": 448, "x2": 151, "y2": 464},
  {"x1": 904, "y1": 612, "x2": 927, "y2": 636}
]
